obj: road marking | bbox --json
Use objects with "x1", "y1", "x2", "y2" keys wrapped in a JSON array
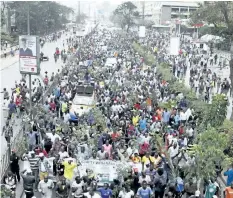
[{"x1": 0, "y1": 60, "x2": 18, "y2": 71}]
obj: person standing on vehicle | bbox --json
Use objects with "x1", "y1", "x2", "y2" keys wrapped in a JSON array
[{"x1": 21, "y1": 169, "x2": 35, "y2": 198}]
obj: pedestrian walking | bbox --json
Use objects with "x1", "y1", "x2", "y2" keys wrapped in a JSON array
[{"x1": 10, "y1": 150, "x2": 20, "y2": 183}]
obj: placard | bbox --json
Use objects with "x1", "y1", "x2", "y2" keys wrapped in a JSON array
[
  {"x1": 170, "y1": 37, "x2": 180, "y2": 55},
  {"x1": 19, "y1": 35, "x2": 40, "y2": 75},
  {"x1": 139, "y1": 26, "x2": 146, "y2": 38}
]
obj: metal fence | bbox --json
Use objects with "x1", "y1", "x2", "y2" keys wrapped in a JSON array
[
  {"x1": 0, "y1": 54, "x2": 75, "y2": 181},
  {"x1": 0, "y1": 24, "x2": 98, "y2": 181},
  {"x1": 0, "y1": 127, "x2": 25, "y2": 180}
]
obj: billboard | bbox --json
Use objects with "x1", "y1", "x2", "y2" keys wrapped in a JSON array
[
  {"x1": 19, "y1": 35, "x2": 40, "y2": 75},
  {"x1": 170, "y1": 37, "x2": 180, "y2": 56},
  {"x1": 139, "y1": 26, "x2": 146, "y2": 38}
]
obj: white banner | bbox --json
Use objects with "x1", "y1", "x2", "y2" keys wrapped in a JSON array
[
  {"x1": 170, "y1": 37, "x2": 180, "y2": 55},
  {"x1": 19, "y1": 35, "x2": 40, "y2": 74},
  {"x1": 139, "y1": 26, "x2": 146, "y2": 38},
  {"x1": 78, "y1": 160, "x2": 121, "y2": 185}
]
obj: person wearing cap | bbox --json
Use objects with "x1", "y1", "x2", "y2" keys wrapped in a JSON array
[
  {"x1": 21, "y1": 169, "x2": 35, "y2": 198},
  {"x1": 19, "y1": 37, "x2": 33, "y2": 56},
  {"x1": 38, "y1": 153, "x2": 50, "y2": 181}
]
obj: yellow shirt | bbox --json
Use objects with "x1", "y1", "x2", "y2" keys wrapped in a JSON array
[
  {"x1": 131, "y1": 156, "x2": 141, "y2": 163},
  {"x1": 132, "y1": 116, "x2": 139, "y2": 126},
  {"x1": 99, "y1": 81, "x2": 104, "y2": 87},
  {"x1": 62, "y1": 161, "x2": 77, "y2": 180},
  {"x1": 142, "y1": 156, "x2": 154, "y2": 165},
  {"x1": 152, "y1": 156, "x2": 162, "y2": 167},
  {"x1": 16, "y1": 87, "x2": 20, "y2": 94},
  {"x1": 62, "y1": 103, "x2": 67, "y2": 113}
]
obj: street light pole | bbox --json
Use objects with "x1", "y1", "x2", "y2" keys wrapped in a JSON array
[{"x1": 27, "y1": 4, "x2": 32, "y2": 121}]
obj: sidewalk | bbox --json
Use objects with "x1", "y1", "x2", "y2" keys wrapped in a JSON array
[
  {"x1": 0, "y1": 45, "x2": 18, "y2": 58},
  {"x1": 15, "y1": 160, "x2": 31, "y2": 198},
  {"x1": 0, "y1": 53, "x2": 19, "y2": 71}
]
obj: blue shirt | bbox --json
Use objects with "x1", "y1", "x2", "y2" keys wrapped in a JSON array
[
  {"x1": 224, "y1": 169, "x2": 233, "y2": 186},
  {"x1": 139, "y1": 119, "x2": 147, "y2": 130},
  {"x1": 137, "y1": 187, "x2": 153, "y2": 198},
  {"x1": 54, "y1": 87, "x2": 60, "y2": 98},
  {"x1": 98, "y1": 188, "x2": 112, "y2": 198},
  {"x1": 174, "y1": 115, "x2": 180, "y2": 124},
  {"x1": 163, "y1": 111, "x2": 170, "y2": 123},
  {"x1": 69, "y1": 113, "x2": 78, "y2": 121},
  {"x1": 8, "y1": 103, "x2": 16, "y2": 113}
]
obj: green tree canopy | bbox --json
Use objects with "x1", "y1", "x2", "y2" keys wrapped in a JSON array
[
  {"x1": 8, "y1": 1, "x2": 73, "y2": 35},
  {"x1": 190, "y1": 2, "x2": 233, "y2": 38},
  {"x1": 113, "y1": 1, "x2": 138, "y2": 32},
  {"x1": 187, "y1": 127, "x2": 231, "y2": 184}
]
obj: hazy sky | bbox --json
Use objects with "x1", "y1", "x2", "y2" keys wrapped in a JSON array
[{"x1": 59, "y1": 0, "x2": 123, "y2": 10}]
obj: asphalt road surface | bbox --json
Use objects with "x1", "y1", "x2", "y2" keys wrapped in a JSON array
[{"x1": 0, "y1": 32, "x2": 69, "y2": 158}]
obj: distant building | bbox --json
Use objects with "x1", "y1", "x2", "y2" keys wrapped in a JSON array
[{"x1": 134, "y1": 1, "x2": 199, "y2": 25}]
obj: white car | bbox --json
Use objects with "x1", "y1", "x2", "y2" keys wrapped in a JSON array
[{"x1": 70, "y1": 85, "x2": 96, "y2": 116}]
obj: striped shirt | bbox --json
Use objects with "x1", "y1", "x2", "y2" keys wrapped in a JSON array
[{"x1": 28, "y1": 156, "x2": 39, "y2": 171}]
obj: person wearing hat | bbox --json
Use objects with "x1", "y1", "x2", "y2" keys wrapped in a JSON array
[
  {"x1": 19, "y1": 37, "x2": 33, "y2": 56},
  {"x1": 21, "y1": 169, "x2": 35, "y2": 198},
  {"x1": 38, "y1": 153, "x2": 50, "y2": 181}
]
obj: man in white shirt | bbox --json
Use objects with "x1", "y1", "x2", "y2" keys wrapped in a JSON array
[
  {"x1": 180, "y1": 110, "x2": 187, "y2": 124},
  {"x1": 64, "y1": 112, "x2": 71, "y2": 123},
  {"x1": 168, "y1": 143, "x2": 179, "y2": 159},
  {"x1": 118, "y1": 186, "x2": 134, "y2": 198},
  {"x1": 84, "y1": 188, "x2": 101, "y2": 198},
  {"x1": 58, "y1": 147, "x2": 69, "y2": 160},
  {"x1": 46, "y1": 131, "x2": 61, "y2": 143}
]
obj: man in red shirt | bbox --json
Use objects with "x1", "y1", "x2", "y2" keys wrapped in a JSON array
[
  {"x1": 111, "y1": 131, "x2": 120, "y2": 142},
  {"x1": 139, "y1": 142, "x2": 150, "y2": 156}
]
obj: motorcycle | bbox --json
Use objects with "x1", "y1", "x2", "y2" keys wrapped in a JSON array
[{"x1": 40, "y1": 56, "x2": 49, "y2": 62}]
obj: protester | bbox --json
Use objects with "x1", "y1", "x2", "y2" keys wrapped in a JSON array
[{"x1": 3, "y1": 24, "x2": 231, "y2": 198}]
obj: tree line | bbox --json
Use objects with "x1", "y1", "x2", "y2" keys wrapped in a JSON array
[{"x1": 1, "y1": 1, "x2": 73, "y2": 36}]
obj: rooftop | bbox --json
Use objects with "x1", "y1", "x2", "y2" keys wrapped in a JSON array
[{"x1": 161, "y1": 1, "x2": 199, "y2": 7}]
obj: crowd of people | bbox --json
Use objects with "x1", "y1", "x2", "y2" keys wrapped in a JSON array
[{"x1": 1, "y1": 24, "x2": 231, "y2": 198}]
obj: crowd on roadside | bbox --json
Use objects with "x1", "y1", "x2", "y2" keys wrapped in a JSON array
[{"x1": 1, "y1": 25, "x2": 232, "y2": 198}]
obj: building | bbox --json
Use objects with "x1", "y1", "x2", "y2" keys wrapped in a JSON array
[
  {"x1": 134, "y1": 1, "x2": 199, "y2": 25},
  {"x1": 160, "y1": 1, "x2": 199, "y2": 24}
]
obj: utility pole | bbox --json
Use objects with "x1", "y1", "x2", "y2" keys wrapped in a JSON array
[
  {"x1": 78, "y1": 1, "x2": 81, "y2": 23},
  {"x1": 27, "y1": 4, "x2": 32, "y2": 121},
  {"x1": 142, "y1": 1, "x2": 145, "y2": 25},
  {"x1": 89, "y1": 3, "x2": 91, "y2": 18}
]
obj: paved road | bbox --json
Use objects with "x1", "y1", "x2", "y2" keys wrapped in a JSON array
[
  {"x1": 0, "y1": 33, "x2": 70, "y2": 158},
  {"x1": 183, "y1": 54, "x2": 232, "y2": 119}
]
